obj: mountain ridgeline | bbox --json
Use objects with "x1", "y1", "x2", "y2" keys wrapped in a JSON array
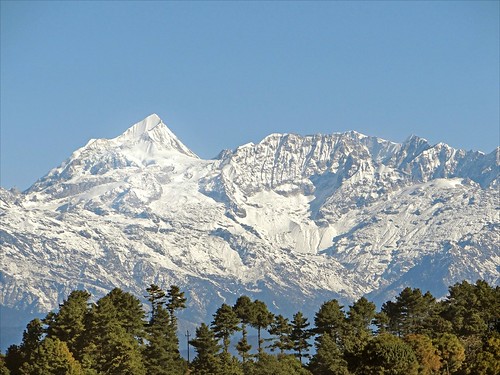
[{"x1": 0, "y1": 114, "x2": 498, "y2": 351}]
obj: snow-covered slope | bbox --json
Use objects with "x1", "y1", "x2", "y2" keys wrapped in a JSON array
[{"x1": 1, "y1": 114, "x2": 498, "y2": 349}]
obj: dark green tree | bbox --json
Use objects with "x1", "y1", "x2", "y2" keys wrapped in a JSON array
[
  {"x1": 211, "y1": 303, "x2": 240, "y2": 354},
  {"x1": 81, "y1": 290, "x2": 146, "y2": 375},
  {"x1": 145, "y1": 284, "x2": 166, "y2": 319},
  {"x1": 190, "y1": 323, "x2": 222, "y2": 375},
  {"x1": 358, "y1": 333, "x2": 419, "y2": 375},
  {"x1": 5, "y1": 318, "x2": 44, "y2": 375},
  {"x1": 268, "y1": 314, "x2": 293, "y2": 354},
  {"x1": 308, "y1": 332, "x2": 349, "y2": 375},
  {"x1": 290, "y1": 312, "x2": 313, "y2": 364},
  {"x1": 143, "y1": 305, "x2": 186, "y2": 375},
  {"x1": 233, "y1": 296, "x2": 255, "y2": 364},
  {"x1": 313, "y1": 299, "x2": 346, "y2": 344},
  {"x1": 45, "y1": 290, "x2": 91, "y2": 360},
  {"x1": 166, "y1": 285, "x2": 187, "y2": 331},
  {"x1": 441, "y1": 280, "x2": 500, "y2": 338},
  {"x1": 250, "y1": 300, "x2": 274, "y2": 354}
]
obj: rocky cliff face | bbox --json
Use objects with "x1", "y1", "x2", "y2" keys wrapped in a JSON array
[{"x1": 1, "y1": 114, "x2": 498, "y2": 349}]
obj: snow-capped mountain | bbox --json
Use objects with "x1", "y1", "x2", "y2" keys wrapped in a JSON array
[{"x1": 1, "y1": 114, "x2": 498, "y2": 349}]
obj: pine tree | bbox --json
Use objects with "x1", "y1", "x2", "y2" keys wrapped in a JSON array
[
  {"x1": 145, "y1": 283, "x2": 166, "y2": 319},
  {"x1": 290, "y1": 312, "x2": 312, "y2": 364},
  {"x1": 268, "y1": 314, "x2": 293, "y2": 354},
  {"x1": 82, "y1": 290, "x2": 146, "y2": 375},
  {"x1": 190, "y1": 323, "x2": 222, "y2": 375},
  {"x1": 45, "y1": 290, "x2": 91, "y2": 360},
  {"x1": 166, "y1": 285, "x2": 186, "y2": 331},
  {"x1": 313, "y1": 299, "x2": 346, "y2": 344},
  {"x1": 143, "y1": 305, "x2": 185, "y2": 375},
  {"x1": 233, "y1": 295, "x2": 255, "y2": 363},
  {"x1": 5, "y1": 318, "x2": 44, "y2": 374},
  {"x1": 308, "y1": 332, "x2": 349, "y2": 375},
  {"x1": 18, "y1": 337, "x2": 83, "y2": 375},
  {"x1": 211, "y1": 303, "x2": 241, "y2": 354},
  {"x1": 250, "y1": 300, "x2": 274, "y2": 355}
]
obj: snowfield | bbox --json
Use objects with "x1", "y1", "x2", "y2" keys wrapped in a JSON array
[{"x1": 0, "y1": 114, "x2": 498, "y2": 349}]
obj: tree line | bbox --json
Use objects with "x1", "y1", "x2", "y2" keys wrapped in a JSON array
[{"x1": 0, "y1": 280, "x2": 498, "y2": 374}]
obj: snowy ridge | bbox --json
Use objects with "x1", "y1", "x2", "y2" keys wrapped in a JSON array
[{"x1": 0, "y1": 114, "x2": 498, "y2": 350}]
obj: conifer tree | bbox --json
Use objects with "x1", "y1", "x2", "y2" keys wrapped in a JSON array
[
  {"x1": 82, "y1": 290, "x2": 146, "y2": 375},
  {"x1": 251, "y1": 300, "x2": 274, "y2": 354},
  {"x1": 145, "y1": 283, "x2": 166, "y2": 319},
  {"x1": 190, "y1": 323, "x2": 222, "y2": 375},
  {"x1": 308, "y1": 332, "x2": 349, "y2": 375},
  {"x1": 268, "y1": 314, "x2": 293, "y2": 354},
  {"x1": 18, "y1": 337, "x2": 83, "y2": 375},
  {"x1": 166, "y1": 285, "x2": 187, "y2": 331},
  {"x1": 290, "y1": 312, "x2": 312, "y2": 364},
  {"x1": 313, "y1": 299, "x2": 346, "y2": 344},
  {"x1": 143, "y1": 305, "x2": 185, "y2": 375},
  {"x1": 233, "y1": 295, "x2": 255, "y2": 363},
  {"x1": 211, "y1": 303, "x2": 240, "y2": 354},
  {"x1": 5, "y1": 318, "x2": 44, "y2": 374},
  {"x1": 45, "y1": 290, "x2": 91, "y2": 360}
]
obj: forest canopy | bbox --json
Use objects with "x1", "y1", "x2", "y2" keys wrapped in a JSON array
[{"x1": 1, "y1": 280, "x2": 498, "y2": 375}]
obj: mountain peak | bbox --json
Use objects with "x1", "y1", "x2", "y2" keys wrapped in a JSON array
[{"x1": 115, "y1": 114, "x2": 198, "y2": 158}]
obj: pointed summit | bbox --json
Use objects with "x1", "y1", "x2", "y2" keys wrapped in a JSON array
[{"x1": 116, "y1": 114, "x2": 198, "y2": 158}]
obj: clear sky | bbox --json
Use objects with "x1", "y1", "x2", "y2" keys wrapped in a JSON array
[{"x1": 1, "y1": 1, "x2": 499, "y2": 191}]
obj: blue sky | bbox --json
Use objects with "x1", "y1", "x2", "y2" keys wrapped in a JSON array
[{"x1": 1, "y1": 1, "x2": 499, "y2": 190}]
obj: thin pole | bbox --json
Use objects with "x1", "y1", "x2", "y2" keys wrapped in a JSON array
[{"x1": 185, "y1": 330, "x2": 191, "y2": 363}]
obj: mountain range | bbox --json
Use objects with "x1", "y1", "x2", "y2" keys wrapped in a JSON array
[{"x1": 1, "y1": 114, "x2": 498, "y2": 350}]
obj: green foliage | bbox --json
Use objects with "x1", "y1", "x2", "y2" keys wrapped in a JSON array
[
  {"x1": 313, "y1": 299, "x2": 346, "y2": 344},
  {"x1": 469, "y1": 334, "x2": 500, "y2": 375},
  {"x1": 0, "y1": 354, "x2": 10, "y2": 375},
  {"x1": 145, "y1": 283, "x2": 166, "y2": 319},
  {"x1": 143, "y1": 305, "x2": 185, "y2": 375},
  {"x1": 359, "y1": 333, "x2": 419, "y2": 375},
  {"x1": 190, "y1": 323, "x2": 222, "y2": 374},
  {"x1": 251, "y1": 300, "x2": 274, "y2": 354},
  {"x1": 268, "y1": 314, "x2": 293, "y2": 354},
  {"x1": 441, "y1": 280, "x2": 500, "y2": 338},
  {"x1": 248, "y1": 353, "x2": 312, "y2": 375},
  {"x1": 290, "y1": 311, "x2": 313, "y2": 364},
  {"x1": 45, "y1": 290, "x2": 91, "y2": 360},
  {"x1": 166, "y1": 285, "x2": 187, "y2": 331},
  {"x1": 433, "y1": 333, "x2": 465, "y2": 374},
  {"x1": 308, "y1": 333, "x2": 349, "y2": 375},
  {"x1": 212, "y1": 303, "x2": 241, "y2": 353},
  {"x1": 404, "y1": 334, "x2": 442, "y2": 375},
  {"x1": 4, "y1": 280, "x2": 499, "y2": 375},
  {"x1": 19, "y1": 337, "x2": 83, "y2": 375}
]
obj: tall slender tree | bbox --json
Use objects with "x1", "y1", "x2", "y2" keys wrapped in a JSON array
[
  {"x1": 268, "y1": 314, "x2": 293, "y2": 354},
  {"x1": 190, "y1": 323, "x2": 222, "y2": 375},
  {"x1": 166, "y1": 285, "x2": 187, "y2": 331},
  {"x1": 251, "y1": 300, "x2": 274, "y2": 355},
  {"x1": 290, "y1": 312, "x2": 313, "y2": 364},
  {"x1": 211, "y1": 303, "x2": 240, "y2": 354}
]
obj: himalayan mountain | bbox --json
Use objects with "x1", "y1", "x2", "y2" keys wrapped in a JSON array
[{"x1": 0, "y1": 114, "x2": 498, "y2": 350}]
